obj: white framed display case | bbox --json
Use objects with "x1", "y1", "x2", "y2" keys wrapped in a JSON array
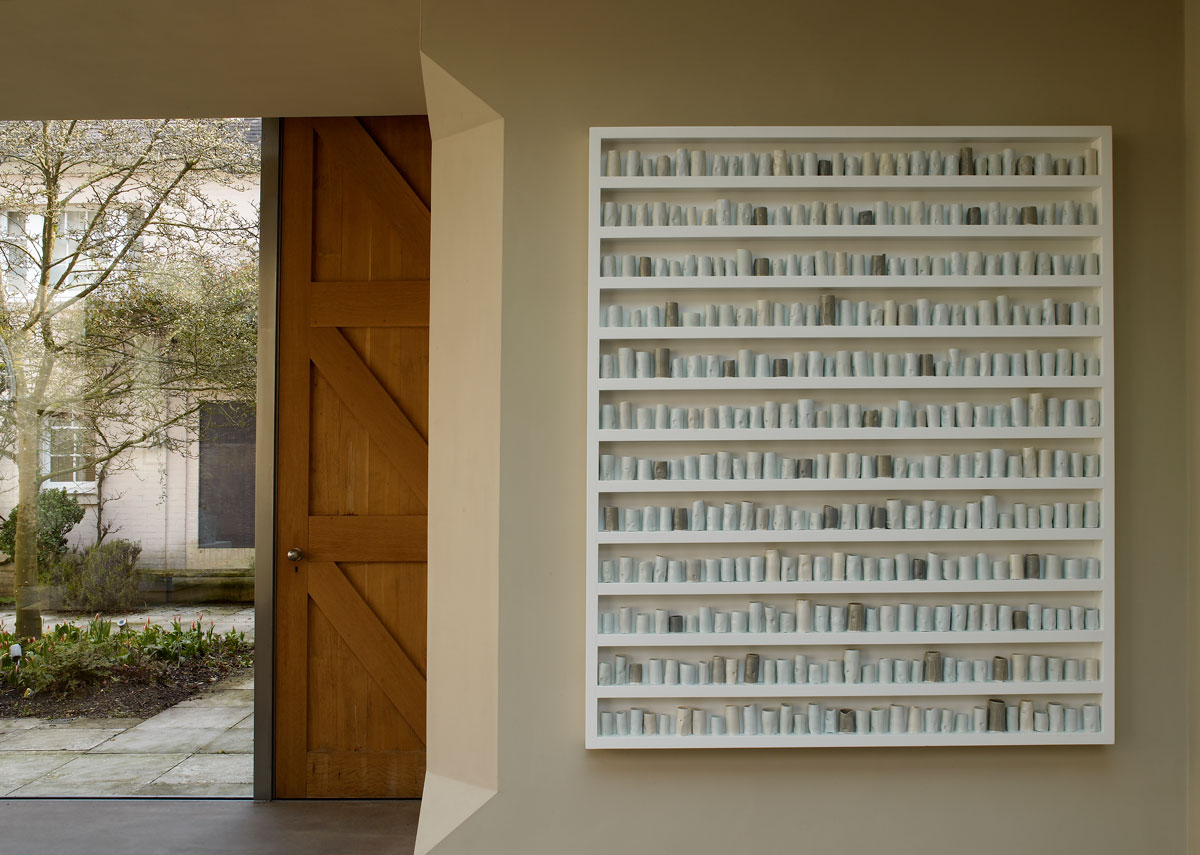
[{"x1": 586, "y1": 126, "x2": 1113, "y2": 747}]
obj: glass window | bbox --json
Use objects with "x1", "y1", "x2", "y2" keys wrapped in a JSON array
[
  {"x1": 3, "y1": 211, "x2": 30, "y2": 287},
  {"x1": 198, "y1": 401, "x2": 255, "y2": 548},
  {"x1": 47, "y1": 413, "x2": 96, "y2": 484}
]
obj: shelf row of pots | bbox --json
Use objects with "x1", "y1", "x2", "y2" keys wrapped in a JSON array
[{"x1": 601, "y1": 146, "x2": 1099, "y2": 179}]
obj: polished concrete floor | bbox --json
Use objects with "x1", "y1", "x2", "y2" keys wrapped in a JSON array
[{"x1": 0, "y1": 798, "x2": 421, "y2": 854}]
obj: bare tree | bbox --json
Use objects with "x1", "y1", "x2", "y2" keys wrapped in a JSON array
[
  {"x1": 0, "y1": 119, "x2": 259, "y2": 638},
  {"x1": 90, "y1": 420, "x2": 128, "y2": 545}
]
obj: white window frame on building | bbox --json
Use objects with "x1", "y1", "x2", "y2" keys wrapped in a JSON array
[
  {"x1": 2, "y1": 209, "x2": 33, "y2": 288},
  {"x1": 43, "y1": 412, "x2": 97, "y2": 495},
  {"x1": 3, "y1": 207, "x2": 94, "y2": 292}
]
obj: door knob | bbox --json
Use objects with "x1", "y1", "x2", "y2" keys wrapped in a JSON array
[{"x1": 286, "y1": 548, "x2": 303, "y2": 562}]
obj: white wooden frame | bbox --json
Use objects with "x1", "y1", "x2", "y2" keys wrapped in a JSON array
[
  {"x1": 586, "y1": 126, "x2": 1113, "y2": 748},
  {"x1": 43, "y1": 413, "x2": 98, "y2": 495}
]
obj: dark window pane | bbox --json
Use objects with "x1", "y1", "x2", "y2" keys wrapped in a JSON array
[
  {"x1": 198, "y1": 402, "x2": 255, "y2": 548},
  {"x1": 49, "y1": 454, "x2": 73, "y2": 477}
]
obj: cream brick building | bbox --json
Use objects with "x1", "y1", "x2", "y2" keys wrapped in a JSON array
[
  {"x1": 0, "y1": 415, "x2": 255, "y2": 575},
  {"x1": 0, "y1": 123, "x2": 260, "y2": 586}
]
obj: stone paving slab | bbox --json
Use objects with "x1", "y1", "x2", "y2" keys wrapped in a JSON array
[
  {"x1": 0, "y1": 751, "x2": 82, "y2": 795},
  {"x1": 0, "y1": 717, "x2": 45, "y2": 735},
  {"x1": 0, "y1": 727, "x2": 124, "y2": 752},
  {"x1": 136, "y1": 705, "x2": 248, "y2": 730},
  {"x1": 198, "y1": 728, "x2": 253, "y2": 754},
  {"x1": 133, "y1": 780, "x2": 252, "y2": 796},
  {"x1": 18, "y1": 716, "x2": 143, "y2": 729},
  {"x1": 91, "y1": 726, "x2": 229, "y2": 755},
  {"x1": 155, "y1": 753, "x2": 252, "y2": 785},
  {"x1": 9, "y1": 753, "x2": 188, "y2": 796},
  {"x1": 174, "y1": 688, "x2": 253, "y2": 709}
]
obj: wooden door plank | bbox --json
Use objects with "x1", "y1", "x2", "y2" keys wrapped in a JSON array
[
  {"x1": 309, "y1": 281, "x2": 429, "y2": 328},
  {"x1": 311, "y1": 129, "x2": 346, "y2": 282},
  {"x1": 308, "y1": 514, "x2": 427, "y2": 561},
  {"x1": 307, "y1": 750, "x2": 426, "y2": 799},
  {"x1": 307, "y1": 561, "x2": 427, "y2": 736},
  {"x1": 305, "y1": 596, "x2": 424, "y2": 754},
  {"x1": 308, "y1": 326, "x2": 428, "y2": 504},
  {"x1": 275, "y1": 118, "x2": 317, "y2": 799},
  {"x1": 360, "y1": 116, "x2": 432, "y2": 209},
  {"x1": 340, "y1": 563, "x2": 427, "y2": 704},
  {"x1": 312, "y1": 118, "x2": 430, "y2": 249}
]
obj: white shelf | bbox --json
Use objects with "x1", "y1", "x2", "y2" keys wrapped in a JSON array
[
  {"x1": 598, "y1": 325, "x2": 1104, "y2": 341},
  {"x1": 587, "y1": 125, "x2": 1115, "y2": 749},
  {"x1": 588, "y1": 731, "x2": 1109, "y2": 749},
  {"x1": 597, "y1": 529, "x2": 1104, "y2": 545},
  {"x1": 598, "y1": 580, "x2": 1104, "y2": 596},
  {"x1": 593, "y1": 125, "x2": 1109, "y2": 142},
  {"x1": 597, "y1": 275, "x2": 1105, "y2": 291},
  {"x1": 597, "y1": 630, "x2": 1104, "y2": 648},
  {"x1": 598, "y1": 428, "x2": 1103, "y2": 442},
  {"x1": 598, "y1": 176, "x2": 1102, "y2": 191},
  {"x1": 598, "y1": 477, "x2": 1099, "y2": 494},
  {"x1": 596, "y1": 681, "x2": 1104, "y2": 699},
  {"x1": 600, "y1": 225, "x2": 1101, "y2": 240},
  {"x1": 598, "y1": 377, "x2": 1100, "y2": 391}
]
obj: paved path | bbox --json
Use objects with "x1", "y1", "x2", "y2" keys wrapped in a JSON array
[{"x1": 0, "y1": 670, "x2": 253, "y2": 796}]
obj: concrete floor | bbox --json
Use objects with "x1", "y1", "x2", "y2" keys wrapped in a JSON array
[
  {"x1": 0, "y1": 799, "x2": 420, "y2": 854},
  {"x1": 0, "y1": 670, "x2": 253, "y2": 796}
]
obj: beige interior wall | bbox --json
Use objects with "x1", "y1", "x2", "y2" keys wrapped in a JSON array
[{"x1": 419, "y1": 0, "x2": 1189, "y2": 852}]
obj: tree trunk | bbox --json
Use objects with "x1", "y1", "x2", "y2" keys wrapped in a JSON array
[
  {"x1": 13, "y1": 402, "x2": 41, "y2": 639},
  {"x1": 94, "y1": 464, "x2": 107, "y2": 544}
]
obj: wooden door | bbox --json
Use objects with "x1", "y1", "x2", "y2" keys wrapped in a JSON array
[{"x1": 275, "y1": 116, "x2": 430, "y2": 798}]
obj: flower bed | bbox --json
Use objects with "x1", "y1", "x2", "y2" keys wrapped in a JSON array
[{"x1": 0, "y1": 616, "x2": 253, "y2": 718}]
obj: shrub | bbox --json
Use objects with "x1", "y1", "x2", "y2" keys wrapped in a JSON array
[
  {"x1": 44, "y1": 539, "x2": 144, "y2": 612},
  {"x1": 12, "y1": 636, "x2": 128, "y2": 695},
  {"x1": 0, "y1": 619, "x2": 147, "y2": 694},
  {"x1": 0, "y1": 488, "x2": 85, "y2": 569},
  {"x1": 0, "y1": 617, "x2": 251, "y2": 696}
]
